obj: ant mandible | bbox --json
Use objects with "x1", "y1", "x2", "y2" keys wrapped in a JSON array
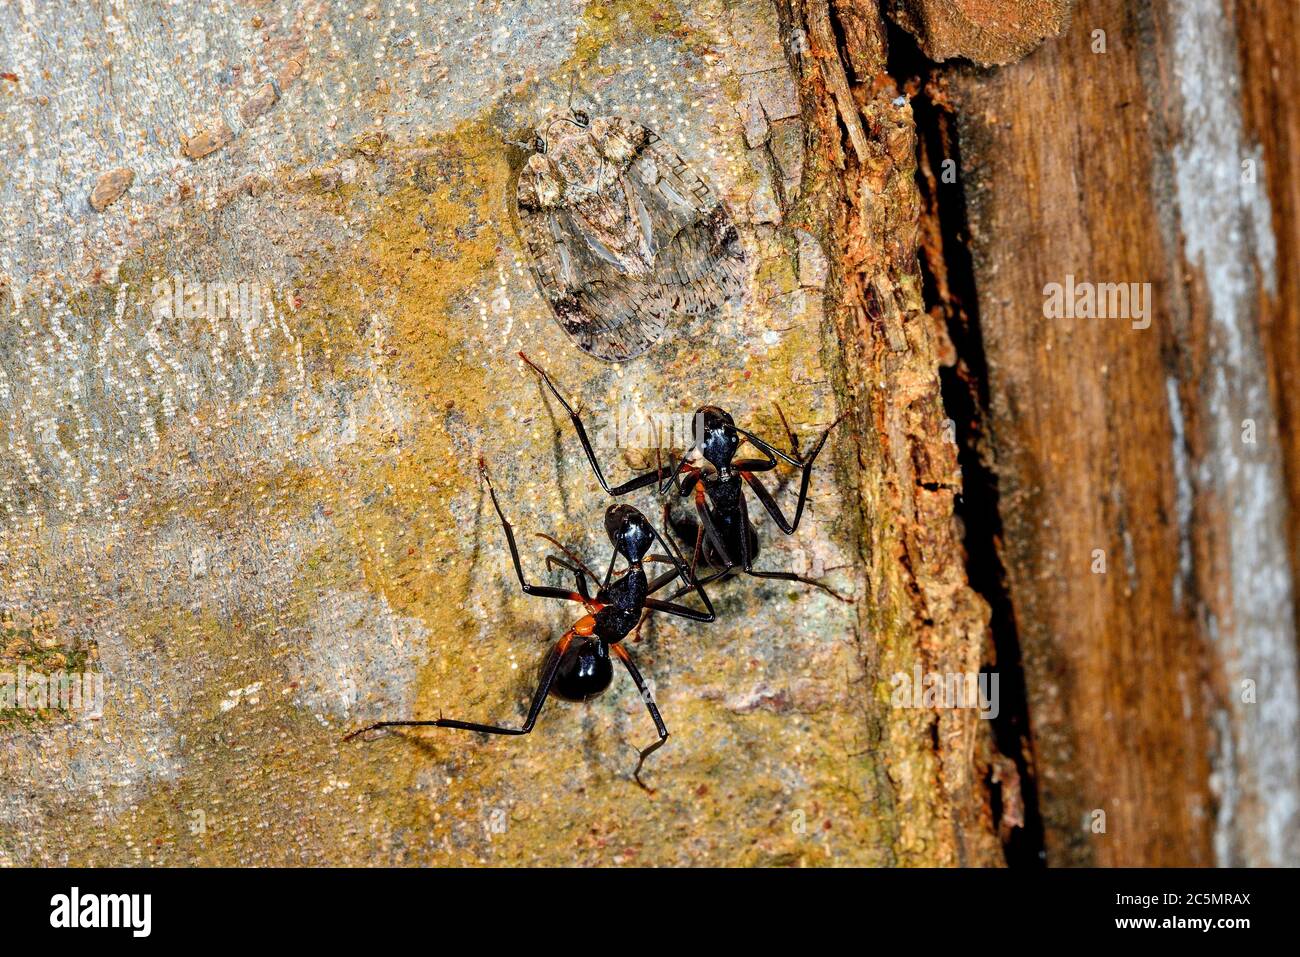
[
  {"x1": 518, "y1": 353, "x2": 852, "y2": 602},
  {"x1": 344, "y1": 459, "x2": 715, "y2": 790}
]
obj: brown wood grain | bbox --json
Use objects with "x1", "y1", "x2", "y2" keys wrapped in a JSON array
[
  {"x1": 1238, "y1": 0, "x2": 1300, "y2": 683},
  {"x1": 933, "y1": 0, "x2": 1300, "y2": 864}
]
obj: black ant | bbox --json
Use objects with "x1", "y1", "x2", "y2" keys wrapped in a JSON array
[
  {"x1": 519, "y1": 353, "x2": 852, "y2": 602},
  {"x1": 344, "y1": 459, "x2": 714, "y2": 791}
]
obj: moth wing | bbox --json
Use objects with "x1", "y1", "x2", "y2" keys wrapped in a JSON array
[
  {"x1": 624, "y1": 129, "x2": 748, "y2": 309},
  {"x1": 552, "y1": 272, "x2": 673, "y2": 362},
  {"x1": 514, "y1": 118, "x2": 748, "y2": 363},
  {"x1": 514, "y1": 149, "x2": 676, "y2": 361},
  {"x1": 516, "y1": 172, "x2": 669, "y2": 362},
  {"x1": 625, "y1": 130, "x2": 717, "y2": 250}
]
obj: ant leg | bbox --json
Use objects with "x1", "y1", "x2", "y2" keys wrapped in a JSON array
[
  {"x1": 544, "y1": 555, "x2": 593, "y2": 603},
  {"x1": 739, "y1": 410, "x2": 849, "y2": 533},
  {"x1": 644, "y1": 594, "x2": 715, "y2": 621},
  {"x1": 611, "y1": 643, "x2": 668, "y2": 792},
  {"x1": 733, "y1": 456, "x2": 778, "y2": 473},
  {"x1": 734, "y1": 495, "x2": 852, "y2": 602},
  {"x1": 653, "y1": 489, "x2": 738, "y2": 608},
  {"x1": 345, "y1": 635, "x2": 572, "y2": 740},
  {"x1": 688, "y1": 519, "x2": 706, "y2": 578},
  {"x1": 741, "y1": 409, "x2": 849, "y2": 469},
  {"x1": 738, "y1": 457, "x2": 802, "y2": 518},
  {"x1": 344, "y1": 632, "x2": 577, "y2": 742},
  {"x1": 740, "y1": 470, "x2": 795, "y2": 534},
  {"x1": 691, "y1": 484, "x2": 733, "y2": 572},
  {"x1": 479, "y1": 459, "x2": 586, "y2": 604},
  {"x1": 662, "y1": 567, "x2": 735, "y2": 603},
  {"x1": 535, "y1": 533, "x2": 601, "y2": 584},
  {"x1": 783, "y1": 410, "x2": 849, "y2": 531},
  {"x1": 661, "y1": 498, "x2": 707, "y2": 581},
  {"x1": 535, "y1": 533, "x2": 602, "y2": 601},
  {"x1": 519, "y1": 352, "x2": 669, "y2": 495},
  {"x1": 343, "y1": 719, "x2": 441, "y2": 742},
  {"x1": 643, "y1": 556, "x2": 690, "y2": 595},
  {"x1": 664, "y1": 532, "x2": 847, "y2": 600},
  {"x1": 434, "y1": 631, "x2": 572, "y2": 734},
  {"x1": 601, "y1": 548, "x2": 619, "y2": 589},
  {"x1": 641, "y1": 522, "x2": 715, "y2": 622},
  {"x1": 772, "y1": 401, "x2": 802, "y2": 459},
  {"x1": 736, "y1": 565, "x2": 853, "y2": 602}
]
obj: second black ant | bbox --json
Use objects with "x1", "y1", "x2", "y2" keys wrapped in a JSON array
[{"x1": 519, "y1": 353, "x2": 852, "y2": 602}]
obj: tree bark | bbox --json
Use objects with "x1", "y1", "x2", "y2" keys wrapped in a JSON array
[
  {"x1": 776, "y1": 0, "x2": 1006, "y2": 864},
  {"x1": 914, "y1": 0, "x2": 1300, "y2": 865},
  {"x1": 4, "y1": 0, "x2": 1296, "y2": 869},
  {"x1": 0, "y1": 0, "x2": 1000, "y2": 866}
]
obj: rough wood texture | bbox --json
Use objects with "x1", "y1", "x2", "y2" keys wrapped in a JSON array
[
  {"x1": 929, "y1": 0, "x2": 1300, "y2": 865},
  {"x1": 779, "y1": 0, "x2": 1003, "y2": 863},
  {"x1": 1237, "y1": 0, "x2": 1300, "y2": 712},
  {"x1": 889, "y1": 0, "x2": 1073, "y2": 65}
]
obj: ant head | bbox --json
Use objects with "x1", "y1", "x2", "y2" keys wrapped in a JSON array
[
  {"x1": 604, "y1": 504, "x2": 654, "y2": 563},
  {"x1": 695, "y1": 406, "x2": 739, "y2": 469}
]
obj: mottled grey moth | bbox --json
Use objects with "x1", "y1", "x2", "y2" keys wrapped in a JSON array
[{"x1": 515, "y1": 110, "x2": 747, "y2": 362}]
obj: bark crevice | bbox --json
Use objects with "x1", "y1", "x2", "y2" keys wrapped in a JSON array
[
  {"x1": 777, "y1": 0, "x2": 1006, "y2": 865},
  {"x1": 884, "y1": 21, "x2": 1046, "y2": 866}
]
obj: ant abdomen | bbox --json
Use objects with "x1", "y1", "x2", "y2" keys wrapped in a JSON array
[{"x1": 553, "y1": 639, "x2": 614, "y2": 701}]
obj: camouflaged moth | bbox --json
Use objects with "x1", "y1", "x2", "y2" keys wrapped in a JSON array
[{"x1": 515, "y1": 109, "x2": 747, "y2": 362}]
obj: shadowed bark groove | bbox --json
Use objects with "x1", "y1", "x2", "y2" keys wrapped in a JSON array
[{"x1": 887, "y1": 21, "x2": 1047, "y2": 867}]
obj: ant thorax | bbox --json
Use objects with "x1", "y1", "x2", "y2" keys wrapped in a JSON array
[{"x1": 686, "y1": 448, "x2": 739, "y2": 484}]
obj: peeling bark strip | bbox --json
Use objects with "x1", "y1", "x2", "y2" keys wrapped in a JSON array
[
  {"x1": 803, "y1": 1, "x2": 870, "y2": 162},
  {"x1": 778, "y1": 0, "x2": 1002, "y2": 865},
  {"x1": 888, "y1": 0, "x2": 1074, "y2": 65}
]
